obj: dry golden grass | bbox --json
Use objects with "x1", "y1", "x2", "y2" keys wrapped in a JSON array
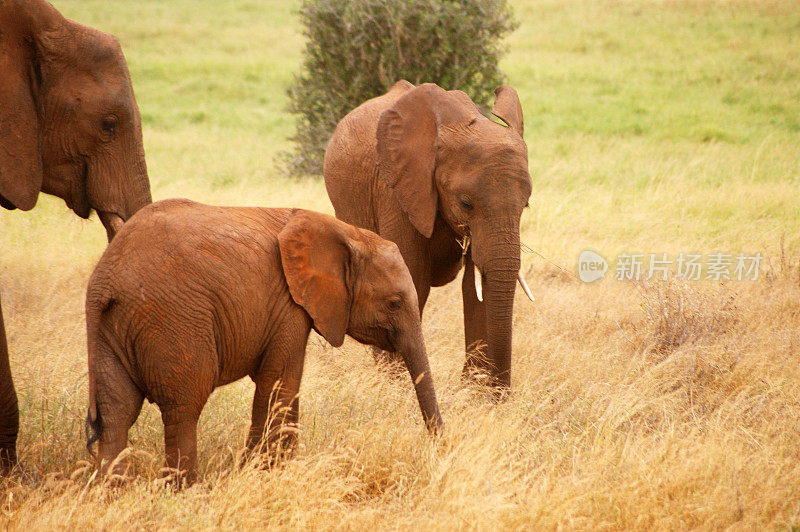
[
  {"x1": 1, "y1": 0, "x2": 800, "y2": 528},
  {"x1": 2, "y1": 212, "x2": 800, "y2": 528}
]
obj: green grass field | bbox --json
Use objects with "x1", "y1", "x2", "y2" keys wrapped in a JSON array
[{"x1": 1, "y1": 0, "x2": 800, "y2": 528}]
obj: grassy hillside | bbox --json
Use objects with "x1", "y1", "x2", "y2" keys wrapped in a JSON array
[{"x1": 1, "y1": 0, "x2": 799, "y2": 528}]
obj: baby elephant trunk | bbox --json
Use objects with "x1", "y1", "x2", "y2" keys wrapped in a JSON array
[{"x1": 396, "y1": 329, "x2": 443, "y2": 433}]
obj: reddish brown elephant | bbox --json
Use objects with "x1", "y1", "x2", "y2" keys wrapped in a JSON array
[
  {"x1": 85, "y1": 199, "x2": 442, "y2": 485},
  {"x1": 0, "y1": 0, "x2": 152, "y2": 474},
  {"x1": 324, "y1": 81, "x2": 533, "y2": 392}
]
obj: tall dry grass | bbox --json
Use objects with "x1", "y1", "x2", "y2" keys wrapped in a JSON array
[{"x1": 1, "y1": 242, "x2": 799, "y2": 528}]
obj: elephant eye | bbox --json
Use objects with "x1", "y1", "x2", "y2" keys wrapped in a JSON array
[
  {"x1": 100, "y1": 116, "x2": 117, "y2": 138},
  {"x1": 388, "y1": 298, "x2": 402, "y2": 311},
  {"x1": 459, "y1": 197, "x2": 473, "y2": 211}
]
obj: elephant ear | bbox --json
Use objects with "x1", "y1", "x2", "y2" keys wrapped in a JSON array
[
  {"x1": 0, "y1": 9, "x2": 46, "y2": 210},
  {"x1": 278, "y1": 210, "x2": 353, "y2": 347},
  {"x1": 491, "y1": 85, "x2": 524, "y2": 137},
  {"x1": 376, "y1": 84, "x2": 440, "y2": 239},
  {"x1": 376, "y1": 83, "x2": 480, "y2": 238}
]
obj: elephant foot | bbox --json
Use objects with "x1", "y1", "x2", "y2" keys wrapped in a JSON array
[
  {"x1": 243, "y1": 432, "x2": 298, "y2": 471},
  {"x1": 484, "y1": 384, "x2": 511, "y2": 403},
  {"x1": 461, "y1": 370, "x2": 511, "y2": 403},
  {"x1": 155, "y1": 466, "x2": 195, "y2": 490},
  {"x1": 462, "y1": 348, "x2": 511, "y2": 402},
  {"x1": 0, "y1": 445, "x2": 17, "y2": 476},
  {"x1": 461, "y1": 362, "x2": 493, "y2": 384},
  {"x1": 102, "y1": 471, "x2": 134, "y2": 490},
  {"x1": 240, "y1": 447, "x2": 294, "y2": 472},
  {"x1": 0, "y1": 447, "x2": 36, "y2": 485},
  {"x1": 240, "y1": 448, "x2": 280, "y2": 471},
  {"x1": 461, "y1": 345, "x2": 493, "y2": 384}
]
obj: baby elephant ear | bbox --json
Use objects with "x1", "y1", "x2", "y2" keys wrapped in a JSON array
[
  {"x1": 491, "y1": 85, "x2": 524, "y2": 137},
  {"x1": 278, "y1": 210, "x2": 352, "y2": 347}
]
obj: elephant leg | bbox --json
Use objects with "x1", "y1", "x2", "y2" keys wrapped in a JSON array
[
  {"x1": 247, "y1": 382, "x2": 300, "y2": 464},
  {"x1": 95, "y1": 354, "x2": 144, "y2": 478},
  {"x1": 161, "y1": 406, "x2": 201, "y2": 487},
  {"x1": 144, "y1": 333, "x2": 215, "y2": 486},
  {"x1": 462, "y1": 252, "x2": 490, "y2": 381},
  {"x1": 0, "y1": 297, "x2": 19, "y2": 475},
  {"x1": 247, "y1": 330, "x2": 306, "y2": 464}
]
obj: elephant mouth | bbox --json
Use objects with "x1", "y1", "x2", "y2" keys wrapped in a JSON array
[
  {"x1": 470, "y1": 244, "x2": 535, "y2": 303},
  {"x1": 383, "y1": 327, "x2": 398, "y2": 352},
  {"x1": 366, "y1": 326, "x2": 397, "y2": 352},
  {"x1": 69, "y1": 160, "x2": 92, "y2": 219}
]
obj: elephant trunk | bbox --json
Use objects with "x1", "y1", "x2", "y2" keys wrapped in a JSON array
[
  {"x1": 97, "y1": 148, "x2": 151, "y2": 243},
  {"x1": 483, "y1": 268, "x2": 517, "y2": 390},
  {"x1": 98, "y1": 211, "x2": 125, "y2": 243},
  {"x1": 474, "y1": 227, "x2": 521, "y2": 392},
  {"x1": 125, "y1": 151, "x2": 152, "y2": 218},
  {"x1": 397, "y1": 328, "x2": 443, "y2": 433}
]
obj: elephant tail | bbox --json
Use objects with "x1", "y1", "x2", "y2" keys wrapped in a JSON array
[
  {"x1": 85, "y1": 288, "x2": 111, "y2": 454},
  {"x1": 85, "y1": 403, "x2": 102, "y2": 453}
]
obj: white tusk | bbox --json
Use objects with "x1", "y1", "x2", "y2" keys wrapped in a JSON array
[
  {"x1": 518, "y1": 270, "x2": 535, "y2": 302},
  {"x1": 474, "y1": 265, "x2": 483, "y2": 302}
]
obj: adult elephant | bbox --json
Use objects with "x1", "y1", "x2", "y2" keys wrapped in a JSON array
[
  {"x1": 324, "y1": 81, "x2": 533, "y2": 392},
  {"x1": 0, "y1": 0, "x2": 152, "y2": 474}
]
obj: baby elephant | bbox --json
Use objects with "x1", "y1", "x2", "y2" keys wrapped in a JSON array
[{"x1": 85, "y1": 199, "x2": 442, "y2": 483}]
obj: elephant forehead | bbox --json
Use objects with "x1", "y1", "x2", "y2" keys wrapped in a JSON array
[
  {"x1": 72, "y1": 79, "x2": 133, "y2": 115},
  {"x1": 446, "y1": 145, "x2": 530, "y2": 188},
  {"x1": 371, "y1": 243, "x2": 400, "y2": 269},
  {"x1": 461, "y1": 133, "x2": 527, "y2": 163},
  {"x1": 371, "y1": 244, "x2": 413, "y2": 283}
]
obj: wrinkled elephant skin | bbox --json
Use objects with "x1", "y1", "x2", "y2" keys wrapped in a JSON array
[
  {"x1": 85, "y1": 200, "x2": 442, "y2": 484},
  {"x1": 325, "y1": 81, "x2": 532, "y2": 391},
  {"x1": 0, "y1": 0, "x2": 152, "y2": 475}
]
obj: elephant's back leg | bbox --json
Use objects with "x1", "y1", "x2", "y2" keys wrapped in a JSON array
[
  {"x1": 137, "y1": 326, "x2": 217, "y2": 484},
  {"x1": 92, "y1": 331, "x2": 145, "y2": 477}
]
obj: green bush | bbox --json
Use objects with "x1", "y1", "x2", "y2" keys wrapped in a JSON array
[{"x1": 284, "y1": 0, "x2": 518, "y2": 176}]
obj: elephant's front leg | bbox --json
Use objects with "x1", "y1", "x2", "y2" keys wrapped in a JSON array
[
  {"x1": 0, "y1": 297, "x2": 19, "y2": 476},
  {"x1": 247, "y1": 327, "x2": 308, "y2": 464},
  {"x1": 462, "y1": 252, "x2": 490, "y2": 382}
]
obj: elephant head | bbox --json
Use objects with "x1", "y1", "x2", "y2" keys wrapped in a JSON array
[
  {"x1": 278, "y1": 210, "x2": 443, "y2": 431},
  {"x1": 376, "y1": 83, "x2": 532, "y2": 388},
  {"x1": 0, "y1": 0, "x2": 151, "y2": 241}
]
